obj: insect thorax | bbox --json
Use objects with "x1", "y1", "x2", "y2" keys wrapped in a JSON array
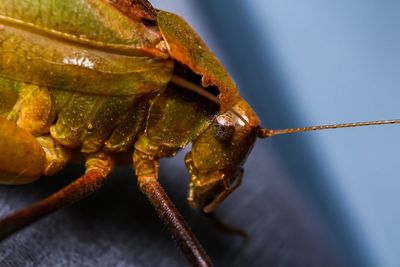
[{"x1": 0, "y1": 75, "x2": 221, "y2": 157}]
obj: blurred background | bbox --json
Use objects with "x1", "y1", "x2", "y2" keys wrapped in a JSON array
[
  {"x1": 153, "y1": 1, "x2": 400, "y2": 267},
  {"x1": 1, "y1": 1, "x2": 399, "y2": 267}
]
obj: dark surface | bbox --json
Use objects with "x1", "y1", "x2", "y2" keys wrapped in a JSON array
[{"x1": 0, "y1": 143, "x2": 344, "y2": 267}]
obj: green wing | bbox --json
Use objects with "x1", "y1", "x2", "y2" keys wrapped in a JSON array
[
  {"x1": 0, "y1": 0, "x2": 161, "y2": 51},
  {"x1": 0, "y1": 0, "x2": 173, "y2": 96}
]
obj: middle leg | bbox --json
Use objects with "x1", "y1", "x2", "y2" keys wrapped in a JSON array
[{"x1": 133, "y1": 135, "x2": 213, "y2": 267}]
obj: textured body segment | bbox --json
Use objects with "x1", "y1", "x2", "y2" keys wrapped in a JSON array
[
  {"x1": 0, "y1": 74, "x2": 153, "y2": 155},
  {"x1": 50, "y1": 92, "x2": 100, "y2": 148},
  {"x1": 50, "y1": 90, "x2": 154, "y2": 153},
  {"x1": 0, "y1": 23, "x2": 174, "y2": 96},
  {"x1": 105, "y1": 96, "x2": 151, "y2": 152},
  {"x1": 0, "y1": 77, "x2": 52, "y2": 136},
  {"x1": 0, "y1": 0, "x2": 162, "y2": 51},
  {"x1": 80, "y1": 95, "x2": 137, "y2": 153},
  {"x1": 0, "y1": 76, "x2": 19, "y2": 117},
  {"x1": 147, "y1": 85, "x2": 218, "y2": 148},
  {"x1": 14, "y1": 84, "x2": 52, "y2": 136}
]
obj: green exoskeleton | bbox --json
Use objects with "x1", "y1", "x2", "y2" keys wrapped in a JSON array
[{"x1": 0, "y1": 1, "x2": 398, "y2": 266}]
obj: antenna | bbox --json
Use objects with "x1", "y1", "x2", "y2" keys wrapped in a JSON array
[
  {"x1": 171, "y1": 75, "x2": 220, "y2": 105},
  {"x1": 258, "y1": 120, "x2": 400, "y2": 138},
  {"x1": 171, "y1": 75, "x2": 249, "y2": 124},
  {"x1": 170, "y1": 76, "x2": 400, "y2": 138}
]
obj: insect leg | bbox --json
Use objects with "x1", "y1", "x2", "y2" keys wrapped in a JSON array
[
  {"x1": 0, "y1": 152, "x2": 112, "y2": 241},
  {"x1": 133, "y1": 143, "x2": 213, "y2": 267},
  {"x1": 0, "y1": 117, "x2": 46, "y2": 184}
]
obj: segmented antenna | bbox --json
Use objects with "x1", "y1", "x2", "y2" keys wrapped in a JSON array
[
  {"x1": 171, "y1": 76, "x2": 400, "y2": 138},
  {"x1": 258, "y1": 120, "x2": 400, "y2": 138},
  {"x1": 171, "y1": 75, "x2": 220, "y2": 105}
]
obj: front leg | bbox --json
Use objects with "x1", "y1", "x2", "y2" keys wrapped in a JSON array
[{"x1": 133, "y1": 134, "x2": 213, "y2": 267}]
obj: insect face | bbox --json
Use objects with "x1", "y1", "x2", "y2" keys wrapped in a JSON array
[{"x1": 185, "y1": 99, "x2": 260, "y2": 213}]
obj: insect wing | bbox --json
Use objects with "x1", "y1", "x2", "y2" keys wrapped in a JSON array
[
  {"x1": 0, "y1": 0, "x2": 162, "y2": 50},
  {"x1": 0, "y1": 0, "x2": 173, "y2": 96}
]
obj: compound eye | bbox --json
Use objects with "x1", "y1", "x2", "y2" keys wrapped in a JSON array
[{"x1": 213, "y1": 114, "x2": 235, "y2": 143}]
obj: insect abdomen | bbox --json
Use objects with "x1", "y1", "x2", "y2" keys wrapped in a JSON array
[
  {"x1": 50, "y1": 91, "x2": 151, "y2": 153},
  {"x1": 0, "y1": 76, "x2": 153, "y2": 154}
]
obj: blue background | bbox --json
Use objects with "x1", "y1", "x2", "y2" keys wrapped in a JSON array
[{"x1": 154, "y1": 1, "x2": 400, "y2": 267}]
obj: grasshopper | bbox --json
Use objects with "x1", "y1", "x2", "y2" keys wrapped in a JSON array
[{"x1": 0, "y1": 1, "x2": 398, "y2": 266}]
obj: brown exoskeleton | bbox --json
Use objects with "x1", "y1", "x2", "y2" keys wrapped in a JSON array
[{"x1": 0, "y1": 1, "x2": 398, "y2": 266}]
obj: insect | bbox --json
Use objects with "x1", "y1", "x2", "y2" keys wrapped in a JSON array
[{"x1": 0, "y1": 1, "x2": 399, "y2": 266}]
